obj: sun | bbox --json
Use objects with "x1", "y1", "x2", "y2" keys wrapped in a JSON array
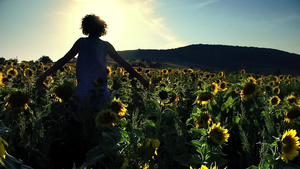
[{"x1": 70, "y1": 0, "x2": 126, "y2": 41}]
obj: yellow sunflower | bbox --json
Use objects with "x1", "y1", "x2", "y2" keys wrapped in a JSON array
[
  {"x1": 159, "y1": 90, "x2": 169, "y2": 100},
  {"x1": 188, "y1": 68, "x2": 194, "y2": 73},
  {"x1": 279, "y1": 75, "x2": 285, "y2": 81},
  {"x1": 140, "y1": 163, "x2": 149, "y2": 169},
  {"x1": 285, "y1": 106, "x2": 300, "y2": 123},
  {"x1": 270, "y1": 76, "x2": 279, "y2": 83},
  {"x1": 210, "y1": 73, "x2": 216, "y2": 79},
  {"x1": 43, "y1": 76, "x2": 54, "y2": 87},
  {"x1": 208, "y1": 123, "x2": 230, "y2": 145},
  {"x1": 95, "y1": 108, "x2": 119, "y2": 128},
  {"x1": 197, "y1": 92, "x2": 215, "y2": 105},
  {"x1": 197, "y1": 163, "x2": 218, "y2": 169},
  {"x1": 240, "y1": 82, "x2": 257, "y2": 101},
  {"x1": 272, "y1": 86, "x2": 280, "y2": 95},
  {"x1": 107, "y1": 66, "x2": 112, "y2": 77},
  {"x1": 164, "y1": 92, "x2": 179, "y2": 107},
  {"x1": 0, "y1": 137, "x2": 8, "y2": 163},
  {"x1": 109, "y1": 98, "x2": 127, "y2": 116},
  {"x1": 151, "y1": 139, "x2": 160, "y2": 156},
  {"x1": 248, "y1": 76, "x2": 257, "y2": 84},
  {"x1": 18, "y1": 62, "x2": 27, "y2": 70},
  {"x1": 6, "y1": 68, "x2": 18, "y2": 78},
  {"x1": 0, "y1": 73, "x2": 6, "y2": 87},
  {"x1": 211, "y1": 82, "x2": 219, "y2": 95},
  {"x1": 6, "y1": 91, "x2": 29, "y2": 109},
  {"x1": 269, "y1": 81, "x2": 276, "y2": 86},
  {"x1": 269, "y1": 95, "x2": 281, "y2": 106},
  {"x1": 53, "y1": 82, "x2": 75, "y2": 102},
  {"x1": 196, "y1": 111, "x2": 212, "y2": 128},
  {"x1": 219, "y1": 81, "x2": 228, "y2": 91},
  {"x1": 182, "y1": 69, "x2": 188, "y2": 74},
  {"x1": 281, "y1": 129, "x2": 300, "y2": 163},
  {"x1": 23, "y1": 68, "x2": 34, "y2": 77},
  {"x1": 161, "y1": 69, "x2": 168, "y2": 75},
  {"x1": 240, "y1": 69, "x2": 246, "y2": 75},
  {"x1": 218, "y1": 71, "x2": 225, "y2": 78},
  {"x1": 286, "y1": 94, "x2": 300, "y2": 105}
]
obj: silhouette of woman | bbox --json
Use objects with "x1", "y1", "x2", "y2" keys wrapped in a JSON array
[
  {"x1": 35, "y1": 14, "x2": 149, "y2": 168},
  {"x1": 36, "y1": 14, "x2": 148, "y2": 121}
]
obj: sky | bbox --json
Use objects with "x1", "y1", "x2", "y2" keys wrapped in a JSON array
[{"x1": 0, "y1": 0, "x2": 300, "y2": 62}]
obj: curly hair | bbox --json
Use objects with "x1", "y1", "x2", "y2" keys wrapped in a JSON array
[{"x1": 81, "y1": 14, "x2": 107, "y2": 37}]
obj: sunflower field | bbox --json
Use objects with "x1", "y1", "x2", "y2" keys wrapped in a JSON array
[{"x1": 0, "y1": 60, "x2": 300, "y2": 169}]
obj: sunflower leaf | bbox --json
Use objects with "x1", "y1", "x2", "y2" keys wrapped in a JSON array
[
  {"x1": 221, "y1": 96, "x2": 234, "y2": 111},
  {"x1": 147, "y1": 120, "x2": 156, "y2": 127}
]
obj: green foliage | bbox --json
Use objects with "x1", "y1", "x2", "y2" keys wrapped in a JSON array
[{"x1": 0, "y1": 63, "x2": 300, "y2": 168}]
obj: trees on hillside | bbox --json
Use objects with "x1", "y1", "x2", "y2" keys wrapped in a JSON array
[{"x1": 38, "y1": 56, "x2": 52, "y2": 64}]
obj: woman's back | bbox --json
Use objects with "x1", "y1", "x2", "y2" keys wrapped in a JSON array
[{"x1": 76, "y1": 37, "x2": 109, "y2": 102}]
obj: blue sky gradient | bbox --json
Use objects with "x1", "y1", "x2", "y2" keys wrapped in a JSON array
[{"x1": 0, "y1": 0, "x2": 299, "y2": 61}]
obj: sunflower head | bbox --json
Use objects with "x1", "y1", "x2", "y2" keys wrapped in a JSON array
[
  {"x1": 269, "y1": 95, "x2": 281, "y2": 106},
  {"x1": 104, "y1": 66, "x2": 111, "y2": 76},
  {"x1": 286, "y1": 94, "x2": 300, "y2": 105},
  {"x1": 248, "y1": 76, "x2": 257, "y2": 84},
  {"x1": 95, "y1": 108, "x2": 119, "y2": 128},
  {"x1": 162, "y1": 69, "x2": 169, "y2": 75},
  {"x1": 272, "y1": 86, "x2": 280, "y2": 95},
  {"x1": 279, "y1": 75, "x2": 285, "y2": 81},
  {"x1": 196, "y1": 111, "x2": 212, "y2": 128},
  {"x1": 6, "y1": 68, "x2": 18, "y2": 78},
  {"x1": 211, "y1": 82, "x2": 219, "y2": 95},
  {"x1": 151, "y1": 139, "x2": 160, "y2": 149},
  {"x1": 208, "y1": 123, "x2": 230, "y2": 145},
  {"x1": 197, "y1": 92, "x2": 214, "y2": 105},
  {"x1": 164, "y1": 92, "x2": 179, "y2": 106},
  {"x1": 281, "y1": 129, "x2": 300, "y2": 163},
  {"x1": 43, "y1": 76, "x2": 54, "y2": 87},
  {"x1": 240, "y1": 82, "x2": 257, "y2": 101},
  {"x1": 182, "y1": 69, "x2": 188, "y2": 74},
  {"x1": 19, "y1": 62, "x2": 27, "y2": 70},
  {"x1": 0, "y1": 73, "x2": 8, "y2": 87},
  {"x1": 6, "y1": 91, "x2": 29, "y2": 109},
  {"x1": 24, "y1": 68, "x2": 34, "y2": 77},
  {"x1": 198, "y1": 163, "x2": 218, "y2": 169},
  {"x1": 285, "y1": 106, "x2": 300, "y2": 123},
  {"x1": 158, "y1": 90, "x2": 169, "y2": 100},
  {"x1": 218, "y1": 71, "x2": 225, "y2": 78},
  {"x1": 240, "y1": 69, "x2": 246, "y2": 75},
  {"x1": 219, "y1": 81, "x2": 228, "y2": 91},
  {"x1": 135, "y1": 67, "x2": 143, "y2": 74},
  {"x1": 53, "y1": 82, "x2": 75, "y2": 101},
  {"x1": 109, "y1": 98, "x2": 127, "y2": 116}
]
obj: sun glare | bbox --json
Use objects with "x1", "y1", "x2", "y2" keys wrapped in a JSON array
[
  {"x1": 71, "y1": 0, "x2": 126, "y2": 40},
  {"x1": 61, "y1": 0, "x2": 185, "y2": 52}
]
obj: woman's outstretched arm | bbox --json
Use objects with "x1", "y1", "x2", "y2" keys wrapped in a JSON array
[
  {"x1": 107, "y1": 42, "x2": 149, "y2": 88},
  {"x1": 36, "y1": 39, "x2": 80, "y2": 88}
]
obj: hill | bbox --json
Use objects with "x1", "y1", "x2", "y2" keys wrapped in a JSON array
[{"x1": 117, "y1": 44, "x2": 300, "y2": 75}]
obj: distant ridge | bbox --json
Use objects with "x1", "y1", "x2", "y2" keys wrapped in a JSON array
[{"x1": 118, "y1": 44, "x2": 300, "y2": 75}]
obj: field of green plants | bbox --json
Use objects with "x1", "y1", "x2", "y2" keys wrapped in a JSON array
[{"x1": 0, "y1": 61, "x2": 299, "y2": 169}]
